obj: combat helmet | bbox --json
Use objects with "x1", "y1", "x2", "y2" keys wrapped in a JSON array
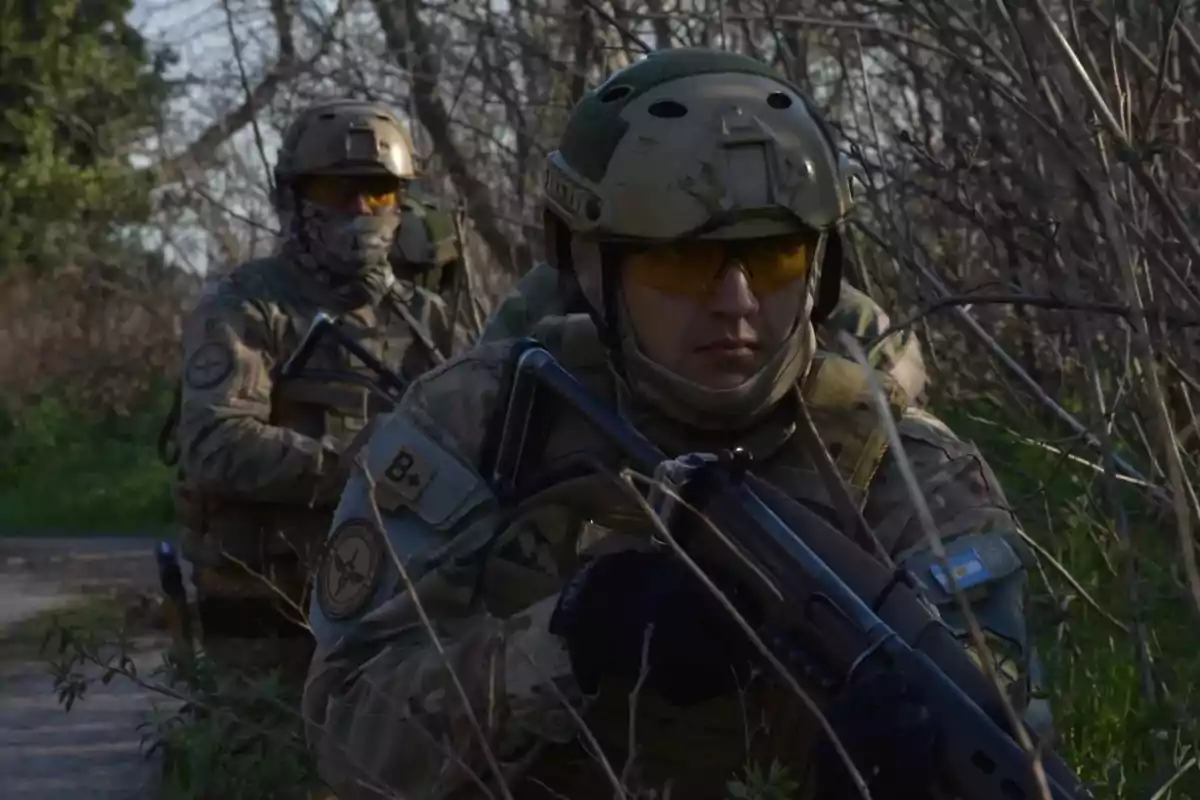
[
  {"x1": 541, "y1": 48, "x2": 863, "y2": 427},
  {"x1": 272, "y1": 99, "x2": 417, "y2": 211},
  {"x1": 542, "y1": 48, "x2": 860, "y2": 328}
]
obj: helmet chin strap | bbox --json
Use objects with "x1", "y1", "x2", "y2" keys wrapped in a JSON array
[{"x1": 553, "y1": 225, "x2": 821, "y2": 430}]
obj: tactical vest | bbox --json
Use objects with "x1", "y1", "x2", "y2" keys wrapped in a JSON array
[
  {"x1": 269, "y1": 302, "x2": 407, "y2": 445},
  {"x1": 480, "y1": 315, "x2": 910, "y2": 800},
  {"x1": 163, "y1": 285, "x2": 440, "y2": 571}
]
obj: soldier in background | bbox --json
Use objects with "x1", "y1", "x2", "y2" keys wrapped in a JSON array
[
  {"x1": 391, "y1": 181, "x2": 462, "y2": 298},
  {"x1": 165, "y1": 99, "x2": 464, "y2": 687}
]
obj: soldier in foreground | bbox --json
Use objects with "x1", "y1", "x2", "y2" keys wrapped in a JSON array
[
  {"x1": 303, "y1": 50, "x2": 1052, "y2": 799},
  {"x1": 169, "y1": 99, "x2": 464, "y2": 687}
]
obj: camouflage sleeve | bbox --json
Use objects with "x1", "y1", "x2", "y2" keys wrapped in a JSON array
[
  {"x1": 303, "y1": 348, "x2": 581, "y2": 800},
  {"x1": 478, "y1": 262, "x2": 565, "y2": 344},
  {"x1": 820, "y1": 280, "x2": 928, "y2": 401},
  {"x1": 176, "y1": 287, "x2": 333, "y2": 503},
  {"x1": 860, "y1": 408, "x2": 1050, "y2": 735}
]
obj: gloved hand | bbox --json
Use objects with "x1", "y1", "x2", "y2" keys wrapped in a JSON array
[
  {"x1": 813, "y1": 665, "x2": 942, "y2": 799},
  {"x1": 548, "y1": 548, "x2": 761, "y2": 707}
]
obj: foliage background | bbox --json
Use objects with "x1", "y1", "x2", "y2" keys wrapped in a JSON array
[{"x1": 2, "y1": 0, "x2": 1198, "y2": 797}]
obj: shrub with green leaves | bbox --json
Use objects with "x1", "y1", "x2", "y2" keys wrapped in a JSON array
[{"x1": 0, "y1": 0, "x2": 175, "y2": 274}]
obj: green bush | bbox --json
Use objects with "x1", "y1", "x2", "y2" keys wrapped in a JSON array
[
  {"x1": 0, "y1": 385, "x2": 176, "y2": 533},
  {"x1": 940, "y1": 398, "x2": 1200, "y2": 797}
]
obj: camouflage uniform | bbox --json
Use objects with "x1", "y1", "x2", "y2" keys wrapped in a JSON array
[
  {"x1": 303, "y1": 51, "x2": 1047, "y2": 799},
  {"x1": 170, "y1": 100, "x2": 466, "y2": 687}
]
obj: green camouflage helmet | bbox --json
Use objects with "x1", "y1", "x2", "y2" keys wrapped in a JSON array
[
  {"x1": 542, "y1": 48, "x2": 862, "y2": 319},
  {"x1": 392, "y1": 188, "x2": 461, "y2": 293},
  {"x1": 272, "y1": 99, "x2": 417, "y2": 210}
]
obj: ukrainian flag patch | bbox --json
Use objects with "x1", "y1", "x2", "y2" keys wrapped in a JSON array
[{"x1": 929, "y1": 548, "x2": 990, "y2": 593}]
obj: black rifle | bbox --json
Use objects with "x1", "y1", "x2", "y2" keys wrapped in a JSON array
[
  {"x1": 279, "y1": 311, "x2": 409, "y2": 404},
  {"x1": 485, "y1": 338, "x2": 1094, "y2": 800}
]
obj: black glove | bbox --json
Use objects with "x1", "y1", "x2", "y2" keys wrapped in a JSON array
[
  {"x1": 548, "y1": 549, "x2": 760, "y2": 707},
  {"x1": 813, "y1": 665, "x2": 942, "y2": 799}
]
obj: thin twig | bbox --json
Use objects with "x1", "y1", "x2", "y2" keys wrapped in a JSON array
[
  {"x1": 618, "y1": 624, "x2": 654, "y2": 791},
  {"x1": 868, "y1": 293, "x2": 1200, "y2": 352},
  {"x1": 616, "y1": 469, "x2": 874, "y2": 800},
  {"x1": 356, "y1": 456, "x2": 518, "y2": 800},
  {"x1": 220, "y1": 0, "x2": 279, "y2": 195},
  {"x1": 838, "y1": 331, "x2": 1054, "y2": 800}
]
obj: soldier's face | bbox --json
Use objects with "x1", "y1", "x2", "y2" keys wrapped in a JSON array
[{"x1": 620, "y1": 234, "x2": 815, "y2": 389}]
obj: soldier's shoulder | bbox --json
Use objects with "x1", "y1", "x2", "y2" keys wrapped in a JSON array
[
  {"x1": 396, "y1": 339, "x2": 516, "y2": 462},
  {"x1": 407, "y1": 338, "x2": 513, "y2": 400},
  {"x1": 356, "y1": 403, "x2": 497, "y2": 529},
  {"x1": 894, "y1": 406, "x2": 973, "y2": 454},
  {"x1": 182, "y1": 258, "x2": 294, "y2": 344},
  {"x1": 195, "y1": 256, "x2": 288, "y2": 309}
]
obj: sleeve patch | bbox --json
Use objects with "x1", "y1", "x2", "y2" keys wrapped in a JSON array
[
  {"x1": 929, "y1": 547, "x2": 990, "y2": 593},
  {"x1": 364, "y1": 416, "x2": 491, "y2": 528},
  {"x1": 184, "y1": 341, "x2": 235, "y2": 390},
  {"x1": 901, "y1": 531, "x2": 1027, "y2": 604},
  {"x1": 382, "y1": 445, "x2": 436, "y2": 504},
  {"x1": 316, "y1": 519, "x2": 386, "y2": 621}
]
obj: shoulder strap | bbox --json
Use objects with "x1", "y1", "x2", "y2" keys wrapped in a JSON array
[
  {"x1": 800, "y1": 353, "x2": 909, "y2": 496},
  {"x1": 385, "y1": 287, "x2": 447, "y2": 365}
]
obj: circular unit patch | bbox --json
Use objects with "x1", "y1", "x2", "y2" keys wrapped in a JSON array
[
  {"x1": 316, "y1": 519, "x2": 385, "y2": 621},
  {"x1": 184, "y1": 341, "x2": 235, "y2": 390}
]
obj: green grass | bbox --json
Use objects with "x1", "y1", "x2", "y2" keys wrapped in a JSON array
[
  {"x1": 939, "y1": 397, "x2": 1200, "y2": 798},
  {"x1": 0, "y1": 387, "x2": 176, "y2": 534}
]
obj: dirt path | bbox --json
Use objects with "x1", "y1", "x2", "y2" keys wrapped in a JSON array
[{"x1": 0, "y1": 537, "x2": 185, "y2": 799}]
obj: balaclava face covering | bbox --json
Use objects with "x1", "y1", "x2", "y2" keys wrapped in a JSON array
[{"x1": 281, "y1": 194, "x2": 402, "y2": 309}]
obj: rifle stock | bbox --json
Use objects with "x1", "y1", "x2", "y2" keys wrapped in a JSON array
[{"x1": 492, "y1": 340, "x2": 1094, "y2": 800}]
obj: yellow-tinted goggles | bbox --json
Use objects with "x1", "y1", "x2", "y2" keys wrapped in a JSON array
[
  {"x1": 622, "y1": 232, "x2": 821, "y2": 298},
  {"x1": 300, "y1": 175, "x2": 403, "y2": 214}
]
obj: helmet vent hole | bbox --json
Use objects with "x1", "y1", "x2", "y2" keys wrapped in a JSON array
[
  {"x1": 767, "y1": 92, "x2": 793, "y2": 109},
  {"x1": 648, "y1": 100, "x2": 688, "y2": 118},
  {"x1": 599, "y1": 84, "x2": 632, "y2": 103},
  {"x1": 319, "y1": 112, "x2": 337, "y2": 119}
]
